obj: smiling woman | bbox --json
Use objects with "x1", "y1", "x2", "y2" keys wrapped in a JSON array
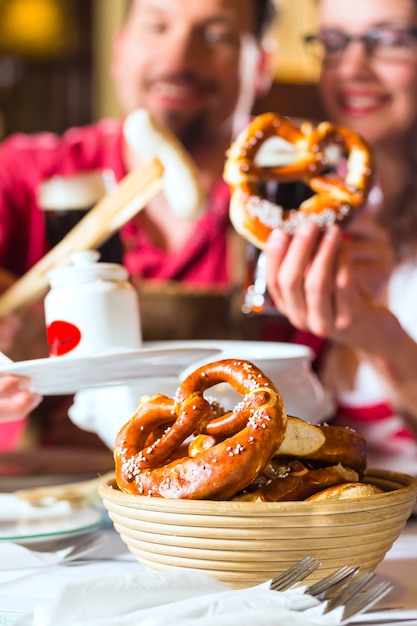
[
  {"x1": 264, "y1": 0, "x2": 417, "y2": 476},
  {"x1": 316, "y1": 0, "x2": 417, "y2": 156}
]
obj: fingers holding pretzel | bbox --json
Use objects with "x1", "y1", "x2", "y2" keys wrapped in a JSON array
[
  {"x1": 264, "y1": 216, "x2": 385, "y2": 343},
  {"x1": 265, "y1": 222, "x2": 348, "y2": 335}
]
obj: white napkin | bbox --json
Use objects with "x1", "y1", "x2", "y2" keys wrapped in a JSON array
[
  {"x1": 0, "y1": 541, "x2": 71, "y2": 596},
  {"x1": 14, "y1": 569, "x2": 345, "y2": 626},
  {"x1": 0, "y1": 542, "x2": 75, "y2": 570},
  {"x1": 0, "y1": 541, "x2": 77, "y2": 588}
]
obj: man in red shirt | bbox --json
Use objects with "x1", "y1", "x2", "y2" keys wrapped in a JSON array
[
  {"x1": 0, "y1": 0, "x2": 277, "y2": 446},
  {"x1": 0, "y1": 0, "x2": 275, "y2": 286}
]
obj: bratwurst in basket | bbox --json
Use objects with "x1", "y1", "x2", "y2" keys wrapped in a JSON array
[{"x1": 114, "y1": 358, "x2": 376, "y2": 501}]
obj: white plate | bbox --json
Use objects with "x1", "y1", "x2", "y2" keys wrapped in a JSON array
[
  {"x1": 0, "y1": 345, "x2": 221, "y2": 395},
  {"x1": 146, "y1": 339, "x2": 315, "y2": 359},
  {"x1": 146, "y1": 340, "x2": 328, "y2": 425},
  {"x1": 0, "y1": 493, "x2": 104, "y2": 544}
]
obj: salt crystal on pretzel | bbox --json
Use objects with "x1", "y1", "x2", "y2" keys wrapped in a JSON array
[{"x1": 114, "y1": 359, "x2": 287, "y2": 500}]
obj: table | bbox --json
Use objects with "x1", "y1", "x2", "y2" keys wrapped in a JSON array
[
  {"x1": 374, "y1": 518, "x2": 417, "y2": 612},
  {"x1": 1, "y1": 513, "x2": 417, "y2": 624}
]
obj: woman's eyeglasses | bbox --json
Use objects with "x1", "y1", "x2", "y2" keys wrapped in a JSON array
[{"x1": 304, "y1": 25, "x2": 417, "y2": 63}]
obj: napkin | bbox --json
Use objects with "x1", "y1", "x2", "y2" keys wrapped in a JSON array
[
  {"x1": 0, "y1": 542, "x2": 76, "y2": 570},
  {"x1": 0, "y1": 541, "x2": 77, "y2": 588},
  {"x1": 15, "y1": 569, "x2": 345, "y2": 626}
]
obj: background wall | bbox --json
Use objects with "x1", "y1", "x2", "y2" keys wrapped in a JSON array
[
  {"x1": 0, "y1": 0, "x2": 324, "y2": 138},
  {"x1": 91, "y1": 0, "x2": 125, "y2": 121},
  {"x1": 271, "y1": 0, "x2": 319, "y2": 84},
  {"x1": 258, "y1": 0, "x2": 324, "y2": 121},
  {"x1": 0, "y1": 0, "x2": 92, "y2": 137}
]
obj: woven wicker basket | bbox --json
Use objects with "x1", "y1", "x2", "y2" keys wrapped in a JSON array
[{"x1": 99, "y1": 469, "x2": 417, "y2": 589}]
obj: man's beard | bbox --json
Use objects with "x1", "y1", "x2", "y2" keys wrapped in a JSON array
[
  {"x1": 162, "y1": 109, "x2": 208, "y2": 149},
  {"x1": 147, "y1": 71, "x2": 214, "y2": 148}
]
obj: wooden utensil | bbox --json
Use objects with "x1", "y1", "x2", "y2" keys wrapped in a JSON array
[
  {"x1": 0, "y1": 109, "x2": 204, "y2": 317},
  {"x1": 0, "y1": 159, "x2": 163, "y2": 317}
]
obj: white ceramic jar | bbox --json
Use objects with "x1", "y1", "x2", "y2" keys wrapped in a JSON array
[
  {"x1": 175, "y1": 340, "x2": 332, "y2": 426},
  {"x1": 44, "y1": 250, "x2": 142, "y2": 357}
]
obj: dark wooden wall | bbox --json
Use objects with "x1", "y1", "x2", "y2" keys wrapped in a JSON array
[
  {"x1": 0, "y1": 0, "x2": 92, "y2": 138},
  {"x1": 0, "y1": 0, "x2": 325, "y2": 140},
  {"x1": 254, "y1": 81, "x2": 326, "y2": 122}
]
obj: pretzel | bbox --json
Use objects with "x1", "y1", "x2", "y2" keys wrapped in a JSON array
[
  {"x1": 223, "y1": 113, "x2": 373, "y2": 248},
  {"x1": 233, "y1": 460, "x2": 360, "y2": 502},
  {"x1": 188, "y1": 415, "x2": 367, "y2": 502},
  {"x1": 114, "y1": 359, "x2": 287, "y2": 500}
]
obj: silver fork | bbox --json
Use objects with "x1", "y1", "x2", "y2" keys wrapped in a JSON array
[
  {"x1": 270, "y1": 560, "x2": 358, "y2": 595},
  {"x1": 306, "y1": 565, "x2": 359, "y2": 599},
  {"x1": 324, "y1": 571, "x2": 376, "y2": 612},
  {"x1": 269, "y1": 556, "x2": 322, "y2": 592},
  {"x1": 327, "y1": 574, "x2": 395, "y2": 624},
  {"x1": 270, "y1": 562, "x2": 395, "y2": 625},
  {"x1": 25, "y1": 531, "x2": 107, "y2": 565}
]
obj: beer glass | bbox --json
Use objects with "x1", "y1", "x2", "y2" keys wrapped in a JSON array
[{"x1": 38, "y1": 169, "x2": 123, "y2": 263}]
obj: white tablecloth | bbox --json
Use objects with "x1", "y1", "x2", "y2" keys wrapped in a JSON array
[{"x1": 1, "y1": 516, "x2": 417, "y2": 624}]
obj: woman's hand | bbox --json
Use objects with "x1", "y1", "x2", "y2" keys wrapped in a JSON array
[
  {"x1": 0, "y1": 374, "x2": 42, "y2": 423},
  {"x1": 264, "y1": 217, "x2": 391, "y2": 345},
  {"x1": 344, "y1": 211, "x2": 393, "y2": 299},
  {"x1": 265, "y1": 218, "x2": 417, "y2": 420}
]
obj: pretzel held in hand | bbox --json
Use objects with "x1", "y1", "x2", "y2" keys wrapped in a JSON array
[
  {"x1": 223, "y1": 113, "x2": 373, "y2": 248},
  {"x1": 114, "y1": 359, "x2": 287, "y2": 500}
]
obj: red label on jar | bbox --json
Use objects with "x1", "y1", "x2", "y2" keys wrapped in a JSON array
[{"x1": 46, "y1": 321, "x2": 82, "y2": 356}]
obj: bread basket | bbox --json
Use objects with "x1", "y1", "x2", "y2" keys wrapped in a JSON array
[{"x1": 99, "y1": 469, "x2": 417, "y2": 589}]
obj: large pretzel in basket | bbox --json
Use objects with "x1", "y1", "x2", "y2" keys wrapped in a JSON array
[
  {"x1": 223, "y1": 113, "x2": 373, "y2": 248},
  {"x1": 114, "y1": 359, "x2": 287, "y2": 500}
]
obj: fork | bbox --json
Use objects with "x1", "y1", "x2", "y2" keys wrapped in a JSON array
[
  {"x1": 23, "y1": 530, "x2": 107, "y2": 565},
  {"x1": 270, "y1": 560, "x2": 358, "y2": 595},
  {"x1": 306, "y1": 565, "x2": 359, "y2": 599},
  {"x1": 269, "y1": 556, "x2": 322, "y2": 591},
  {"x1": 325, "y1": 571, "x2": 377, "y2": 611},
  {"x1": 270, "y1": 561, "x2": 395, "y2": 625},
  {"x1": 327, "y1": 575, "x2": 394, "y2": 624}
]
